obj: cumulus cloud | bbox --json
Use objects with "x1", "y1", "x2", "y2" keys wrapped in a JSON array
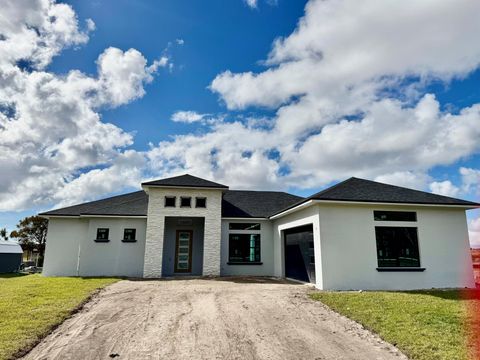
[
  {"x1": 244, "y1": 0, "x2": 258, "y2": 8},
  {"x1": 429, "y1": 181, "x2": 460, "y2": 198},
  {"x1": 2, "y1": 0, "x2": 480, "y2": 235},
  {"x1": 171, "y1": 111, "x2": 207, "y2": 123},
  {"x1": 0, "y1": 0, "x2": 163, "y2": 211},
  {"x1": 0, "y1": 0, "x2": 92, "y2": 69},
  {"x1": 469, "y1": 217, "x2": 480, "y2": 248}
]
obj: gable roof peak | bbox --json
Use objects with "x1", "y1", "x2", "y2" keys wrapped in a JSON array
[{"x1": 141, "y1": 173, "x2": 229, "y2": 189}]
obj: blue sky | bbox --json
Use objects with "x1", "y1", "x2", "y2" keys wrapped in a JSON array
[{"x1": 0, "y1": 0, "x2": 479, "y2": 245}]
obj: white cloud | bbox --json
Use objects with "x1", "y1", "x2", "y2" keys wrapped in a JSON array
[
  {"x1": 469, "y1": 217, "x2": 480, "y2": 248},
  {"x1": 244, "y1": 0, "x2": 258, "y2": 8},
  {"x1": 0, "y1": 0, "x2": 163, "y2": 211},
  {"x1": 375, "y1": 172, "x2": 430, "y2": 191},
  {"x1": 171, "y1": 111, "x2": 207, "y2": 123},
  {"x1": 176, "y1": 39, "x2": 184, "y2": 45},
  {"x1": 2, "y1": 0, "x2": 480, "y2": 227},
  {"x1": 460, "y1": 167, "x2": 480, "y2": 195},
  {"x1": 429, "y1": 180, "x2": 460, "y2": 198},
  {"x1": 206, "y1": 0, "x2": 480, "y2": 190},
  {"x1": 0, "y1": 0, "x2": 92, "y2": 69}
]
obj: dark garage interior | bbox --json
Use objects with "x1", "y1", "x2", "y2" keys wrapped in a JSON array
[{"x1": 284, "y1": 224, "x2": 315, "y2": 283}]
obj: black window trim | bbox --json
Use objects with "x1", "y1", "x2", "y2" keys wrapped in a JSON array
[
  {"x1": 95, "y1": 228, "x2": 110, "y2": 242},
  {"x1": 228, "y1": 233, "x2": 261, "y2": 264},
  {"x1": 375, "y1": 226, "x2": 422, "y2": 269},
  {"x1": 228, "y1": 222, "x2": 261, "y2": 231},
  {"x1": 195, "y1": 197, "x2": 207, "y2": 208},
  {"x1": 122, "y1": 228, "x2": 137, "y2": 243},
  {"x1": 180, "y1": 196, "x2": 192, "y2": 208},
  {"x1": 373, "y1": 210, "x2": 417, "y2": 222},
  {"x1": 164, "y1": 196, "x2": 176, "y2": 207}
]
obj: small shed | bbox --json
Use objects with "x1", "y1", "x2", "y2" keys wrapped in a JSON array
[{"x1": 0, "y1": 240, "x2": 23, "y2": 273}]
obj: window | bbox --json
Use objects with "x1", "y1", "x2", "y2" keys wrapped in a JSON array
[
  {"x1": 123, "y1": 229, "x2": 136, "y2": 242},
  {"x1": 180, "y1": 197, "x2": 191, "y2": 207},
  {"x1": 374, "y1": 211, "x2": 417, "y2": 222},
  {"x1": 228, "y1": 234, "x2": 260, "y2": 263},
  {"x1": 195, "y1": 197, "x2": 206, "y2": 208},
  {"x1": 95, "y1": 228, "x2": 109, "y2": 242},
  {"x1": 375, "y1": 227, "x2": 420, "y2": 268},
  {"x1": 165, "y1": 196, "x2": 176, "y2": 207},
  {"x1": 229, "y1": 223, "x2": 261, "y2": 231}
]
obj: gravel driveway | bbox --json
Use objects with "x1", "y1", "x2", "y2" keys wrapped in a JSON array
[{"x1": 23, "y1": 278, "x2": 406, "y2": 360}]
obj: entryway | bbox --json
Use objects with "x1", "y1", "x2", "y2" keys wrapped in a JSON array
[
  {"x1": 162, "y1": 217, "x2": 204, "y2": 276},
  {"x1": 284, "y1": 224, "x2": 315, "y2": 283}
]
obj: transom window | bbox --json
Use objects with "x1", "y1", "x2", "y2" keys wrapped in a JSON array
[
  {"x1": 165, "y1": 196, "x2": 176, "y2": 207},
  {"x1": 229, "y1": 223, "x2": 261, "y2": 231},
  {"x1": 195, "y1": 197, "x2": 207, "y2": 208},
  {"x1": 375, "y1": 226, "x2": 420, "y2": 268},
  {"x1": 374, "y1": 211, "x2": 417, "y2": 222},
  {"x1": 96, "y1": 228, "x2": 109, "y2": 241},
  {"x1": 229, "y1": 234, "x2": 260, "y2": 263},
  {"x1": 123, "y1": 228, "x2": 136, "y2": 242},
  {"x1": 180, "y1": 197, "x2": 191, "y2": 207}
]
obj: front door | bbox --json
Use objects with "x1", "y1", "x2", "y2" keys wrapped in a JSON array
[{"x1": 175, "y1": 230, "x2": 193, "y2": 273}]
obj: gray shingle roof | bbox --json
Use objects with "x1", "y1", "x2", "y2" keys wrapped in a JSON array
[
  {"x1": 222, "y1": 190, "x2": 303, "y2": 218},
  {"x1": 39, "y1": 189, "x2": 302, "y2": 218},
  {"x1": 311, "y1": 177, "x2": 479, "y2": 205},
  {"x1": 271, "y1": 177, "x2": 479, "y2": 216},
  {"x1": 142, "y1": 174, "x2": 228, "y2": 189},
  {"x1": 40, "y1": 176, "x2": 478, "y2": 218},
  {"x1": 39, "y1": 191, "x2": 148, "y2": 217}
]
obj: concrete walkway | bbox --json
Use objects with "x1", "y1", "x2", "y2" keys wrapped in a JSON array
[{"x1": 23, "y1": 278, "x2": 406, "y2": 360}]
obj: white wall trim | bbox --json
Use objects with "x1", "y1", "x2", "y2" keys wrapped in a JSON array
[
  {"x1": 221, "y1": 217, "x2": 268, "y2": 220},
  {"x1": 270, "y1": 199, "x2": 478, "y2": 219},
  {"x1": 269, "y1": 200, "x2": 314, "y2": 220},
  {"x1": 79, "y1": 215, "x2": 148, "y2": 219}
]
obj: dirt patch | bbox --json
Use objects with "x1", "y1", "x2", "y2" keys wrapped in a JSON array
[{"x1": 22, "y1": 278, "x2": 407, "y2": 360}]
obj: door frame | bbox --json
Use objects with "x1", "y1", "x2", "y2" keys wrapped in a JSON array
[{"x1": 174, "y1": 230, "x2": 193, "y2": 273}]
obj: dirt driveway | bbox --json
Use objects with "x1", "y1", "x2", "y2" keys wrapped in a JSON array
[{"x1": 23, "y1": 278, "x2": 406, "y2": 360}]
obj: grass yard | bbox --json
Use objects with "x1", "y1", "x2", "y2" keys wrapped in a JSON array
[
  {"x1": 0, "y1": 274, "x2": 118, "y2": 360},
  {"x1": 311, "y1": 289, "x2": 480, "y2": 360}
]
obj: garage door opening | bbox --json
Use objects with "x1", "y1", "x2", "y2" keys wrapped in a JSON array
[{"x1": 284, "y1": 224, "x2": 315, "y2": 284}]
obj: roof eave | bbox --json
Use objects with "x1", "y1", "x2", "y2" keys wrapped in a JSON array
[
  {"x1": 311, "y1": 199, "x2": 480, "y2": 209},
  {"x1": 142, "y1": 184, "x2": 228, "y2": 192},
  {"x1": 269, "y1": 198, "x2": 479, "y2": 219}
]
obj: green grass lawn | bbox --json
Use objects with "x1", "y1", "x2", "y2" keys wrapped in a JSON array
[
  {"x1": 311, "y1": 289, "x2": 480, "y2": 360},
  {"x1": 0, "y1": 274, "x2": 118, "y2": 360}
]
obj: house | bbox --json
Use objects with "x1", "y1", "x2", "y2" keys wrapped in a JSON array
[
  {"x1": 0, "y1": 240, "x2": 23, "y2": 273},
  {"x1": 40, "y1": 174, "x2": 478, "y2": 290}
]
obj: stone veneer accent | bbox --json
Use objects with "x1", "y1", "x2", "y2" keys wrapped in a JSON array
[{"x1": 143, "y1": 187, "x2": 223, "y2": 277}]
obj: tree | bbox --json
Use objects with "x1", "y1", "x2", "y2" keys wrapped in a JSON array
[
  {"x1": 0, "y1": 228, "x2": 8, "y2": 241},
  {"x1": 10, "y1": 216, "x2": 48, "y2": 265}
]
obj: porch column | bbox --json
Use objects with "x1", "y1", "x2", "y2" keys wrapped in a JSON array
[
  {"x1": 143, "y1": 213, "x2": 165, "y2": 278},
  {"x1": 202, "y1": 213, "x2": 221, "y2": 276}
]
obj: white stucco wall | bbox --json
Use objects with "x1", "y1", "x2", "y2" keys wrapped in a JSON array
[
  {"x1": 272, "y1": 205, "x2": 323, "y2": 289},
  {"x1": 220, "y1": 219, "x2": 273, "y2": 276},
  {"x1": 78, "y1": 217, "x2": 146, "y2": 277},
  {"x1": 43, "y1": 218, "x2": 89, "y2": 276},
  {"x1": 43, "y1": 217, "x2": 147, "y2": 277},
  {"x1": 317, "y1": 203, "x2": 475, "y2": 290},
  {"x1": 143, "y1": 188, "x2": 223, "y2": 277}
]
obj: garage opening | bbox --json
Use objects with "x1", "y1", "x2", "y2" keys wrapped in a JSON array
[{"x1": 284, "y1": 224, "x2": 315, "y2": 283}]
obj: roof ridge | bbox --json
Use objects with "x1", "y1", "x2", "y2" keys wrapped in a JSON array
[{"x1": 307, "y1": 177, "x2": 355, "y2": 199}]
